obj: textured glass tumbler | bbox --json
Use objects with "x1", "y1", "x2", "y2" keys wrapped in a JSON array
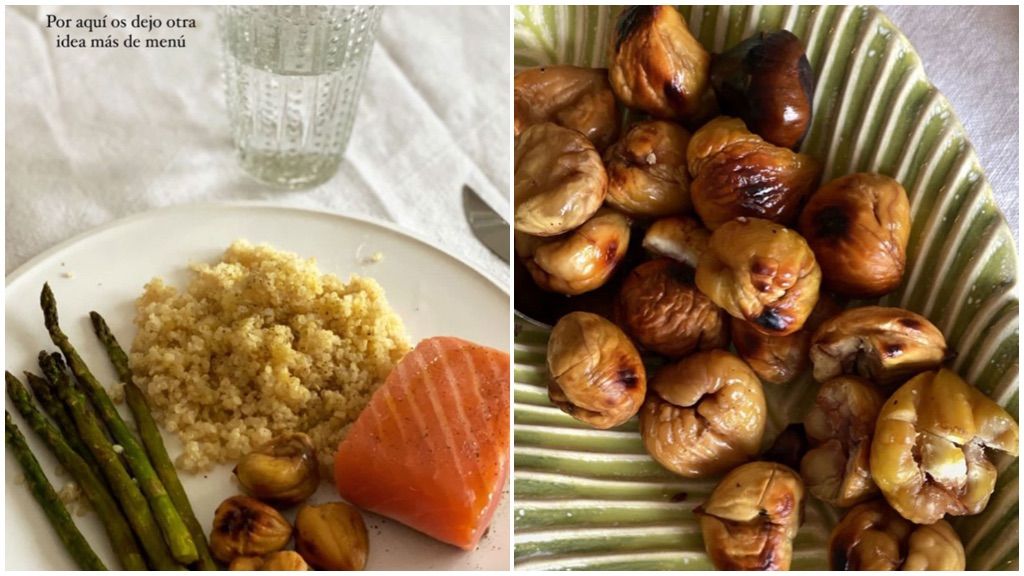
[{"x1": 221, "y1": 6, "x2": 381, "y2": 189}]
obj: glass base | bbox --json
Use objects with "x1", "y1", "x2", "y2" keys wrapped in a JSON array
[{"x1": 237, "y1": 149, "x2": 343, "y2": 190}]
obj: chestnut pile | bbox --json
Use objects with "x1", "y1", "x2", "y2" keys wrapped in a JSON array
[
  {"x1": 516, "y1": 6, "x2": 1018, "y2": 571},
  {"x1": 209, "y1": 433, "x2": 369, "y2": 571}
]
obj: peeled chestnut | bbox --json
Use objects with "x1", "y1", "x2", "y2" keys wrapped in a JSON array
[
  {"x1": 604, "y1": 120, "x2": 692, "y2": 217},
  {"x1": 711, "y1": 30, "x2": 814, "y2": 149},
  {"x1": 294, "y1": 502, "x2": 369, "y2": 571},
  {"x1": 516, "y1": 209, "x2": 630, "y2": 295},
  {"x1": 514, "y1": 65, "x2": 620, "y2": 151},
  {"x1": 809, "y1": 306, "x2": 947, "y2": 386},
  {"x1": 234, "y1": 432, "x2": 320, "y2": 506},
  {"x1": 547, "y1": 312, "x2": 646, "y2": 429},
  {"x1": 209, "y1": 496, "x2": 293, "y2": 563},
  {"x1": 230, "y1": 551, "x2": 311, "y2": 571},
  {"x1": 799, "y1": 173, "x2": 911, "y2": 297},
  {"x1": 514, "y1": 122, "x2": 607, "y2": 236},
  {"x1": 616, "y1": 258, "x2": 728, "y2": 358},
  {"x1": 641, "y1": 215, "x2": 710, "y2": 268},
  {"x1": 829, "y1": 500, "x2": 965, "y2": 570},
  {"x1": 687, "y1": 117, "x2": 820, "y2": 229},
  {"x1": 697, "y1": 461, "x2": 805, "y2": 570},
  {"x1": 608, "y1": 6, "x2": 711, "y2": 121},
  {"x1": 640, "y1": 350, "x2": 765, "y2": 477},
  {"x1": 801, "y1": 376, "x2": 883, "y2": 507},
  {"x1": 696, "y1": 217, "x2": 821, "y2": 336},
  {"x1": 870, "y1": 368, "x2": 1018, "y2": 525}
]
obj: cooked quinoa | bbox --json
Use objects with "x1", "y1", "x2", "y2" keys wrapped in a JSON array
[{"x1": 130, "y1": 240, "x2": 410, "y2": 476}]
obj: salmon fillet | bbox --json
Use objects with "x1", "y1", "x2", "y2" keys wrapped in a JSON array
[{"x1": 334, "y1": 336, "x2": 510, "y2": 550}]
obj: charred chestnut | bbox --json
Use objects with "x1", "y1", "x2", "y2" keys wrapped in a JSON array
[
  {"x1": 516, "y1": 209, "x2": 630, "y2": 295},
  {"x1": 547, "y1": 312, "x2": 646, "y2": 429},
  {"x1": 870, "y1": 368, "x2": 1018, "y2": 525},
  {"x1": 731, "y1": 294, "x2": 841, "y2": 384},
  {"x1": 799, "y1": 173, "x2": 911, "y2": 298},
  {"x1": 641, "y1": 215, "x2": 710, "y2": 268},
  {"x1": 829, "y1": 500, "x2": 965, "y2": 570},
  {"x1": 801, "y1": 376, "x2": 883, "y2": 507},
  {"x1": 809, "y1": 306, "x2": 947, "y2": 386},
  {"x1": 687, "y1": 117, "x2": 820, "y2": 229},
  {"x1": 711, "y1": 30, "x2": 814, "y2": 149},
  {"x1": 514, "y1": 65, "x2": 620, "y2": 151},
  {"x1": 604, "y1": 120, "x2": 693, "y2": 217},
  {"x1": 616, "y1": 258, "x2": 728, "y2": 358},
  {"x1": 696, "y1": 217, "x2": 821, "y2": 336},
  {"x1": 640, "y1": 350, "x2": 766, "y2": 477},
  {"x1": 514, "y1": 122, "x2": 607, "y2": 236},
  {"x1": 608, "y1": 6, "x2": 711, "y2": 121},
  {"x1": 697, "y1": 461, "x2": 805, "y2": 570}
]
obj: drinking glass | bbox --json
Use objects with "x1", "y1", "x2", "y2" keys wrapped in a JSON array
[{"x1": 220, "y1": 6, "x2": 382, "y2": 189}]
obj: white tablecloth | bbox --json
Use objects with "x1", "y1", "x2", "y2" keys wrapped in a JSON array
[{"x1": 5, "y1": 5, "x2": 511, "y2": 285}]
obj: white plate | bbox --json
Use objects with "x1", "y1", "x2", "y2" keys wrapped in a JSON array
[{"x1": 4, "y1": 203, "x2": 511, "y2": 570}]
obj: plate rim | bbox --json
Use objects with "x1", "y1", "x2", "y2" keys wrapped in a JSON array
[{"x1": 5, "y1": 200, "x2": 510, "y2": 297}]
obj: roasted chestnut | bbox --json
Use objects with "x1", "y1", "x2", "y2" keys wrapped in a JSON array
[
  {"x1": 604, "y1": 120, "x2": 692, "y2": 217},
  {"x1": 799, "y1": 173, "x2": 911, "y2": 297},
  {"x1": 711, "y1": 30, "x2": 814, "y2": 149},
  {"x1": 209, "y1": 496, "x2": 293, "y2": 563},
  {"x1": 809, "y1": 306, "x2": 947, "y2": 386},
  {"x1": 516, "y1": 209, "x2": 630, "y2": 295},
  {"x1": 608, "y1": 6, "x2": 711, "y2": 121},
  {"x1": 696, "y1": 217, "x2": 821, "y2": 336},
  {"x1": 615, "y1": 258, "x2": 728, "y2": 358},
  {"x1": 687, "y1": 117, "x2": 820, "y2": 229},
  {"x1": 234, "y1": 432, "x2": 320, "y2": 506},
  {"x1": 514, "y1": 65, "x2": 620, "y2": 151},
  {"x1": 547, "y1": 311, "x2": 646, "y2": 429},
  {"x1": 696, "y1": 461, "x2": 804, "y2": 571},
  {"x1": 641, "y1": 215, "x2": 710, "y2": 268},
  {"x1": 731, "y1": 294, "x2": 841, "y2": 384},
  {"x1": 870, "y1": 368, "x2": 1018, "y2": 525},
  {"x1": 514, "y1": 122, "x2": 607, "y2": 236},
  {"x1": 829, "y1": 500, "x2": 965, "y2": 570},
  {"x1": 801, "y1": 376, "x2": 883, "y2": 507},
  {"x1": 640, "y1": 350, "x2": 766, "y2": 477},
  {"x1": 294, "y1": 502, "x2": 369, "y2": 571}
]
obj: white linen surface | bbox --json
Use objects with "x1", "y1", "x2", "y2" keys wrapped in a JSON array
[{"x1": 5, "y1": 5, "x2": 511, "y2": 285}]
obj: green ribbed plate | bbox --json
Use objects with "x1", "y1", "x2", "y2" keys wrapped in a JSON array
[{"x1": 513, "y1": 5, "x2": 1019, "y2": 571}]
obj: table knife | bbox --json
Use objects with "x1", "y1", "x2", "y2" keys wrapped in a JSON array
[{"x1": 462, "y1": 185, "x2": 510, "y2": 264}]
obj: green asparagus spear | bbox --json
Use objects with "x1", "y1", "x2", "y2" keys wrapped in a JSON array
[
  {"x1": 42, "y1": 355, "x2": 183, "y2": 570},
  {"x1": 24, "y1": 369, "x2": 98, "y2": 469},
  {"x1": 90, "y1": 311, "x2": 218, "y2": 570},
  {"x1": 7, "y1": 372, "x2": 147, "y2": 570},
  {"x1": 5, "y1": 411, "x2": 107, "y2": 570},
  {"x1": 40, "y1": 283, "x2": 198, "y2": 564}
]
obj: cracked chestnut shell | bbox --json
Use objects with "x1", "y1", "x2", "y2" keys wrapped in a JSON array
[
  {"x1": 870, "y1": 368, "x2": 1019, "y2": 525},
  {"x1": 514, "y1": 65, "x2": 620, "y2": 151},
  {"x1": 641, "y1": 215, "x2": 710, "y2": 268},
  {"x1": 640, "y1": 350, "x2": 766, "y2": 477},
  {"x1": 799, "y1": 173, "x2": 911, "y2": 298},
  {"x1": 209, "y1": 496, "x2": 293, "y2": 563},
  {"x1": 687, "y1": 117, "x2": 820, "y2": 229},
  {"x1": 711, "y1": 30, "x2": 814, "y2": 149},
  {"x1": 829, "y1": 500, "x2": 966, "y2": 570},
  {"x1": 514, "y1": 122, "x2": 607, "y2": 236},
  {"x1": 696, "y1": 461, "x2": 805, "y2": 571},
  {"x1": 608, "y1": 6, "x2": 711, "y2": 121},
  {"x1": 547, "y1": 311, "x2": 646, "y2": 429},
  {"x1": 604, "y1": 120, "x2": 692, "y2": 217},
  {"x1": 696, "y1": 217, "x2": 821, "y2": 336},
  {"x1": 800, "y1": 376, "x2": 883, "y2": 507},
  {"x1": 809, "y1": 306, "x2": 947, "y2": 386},
  {"x1": 516, "y1": 209, "x2": 630, "y2": 295},
  {"x1": 616, "y1": 258, "x2": 728, "y2": 358}
]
